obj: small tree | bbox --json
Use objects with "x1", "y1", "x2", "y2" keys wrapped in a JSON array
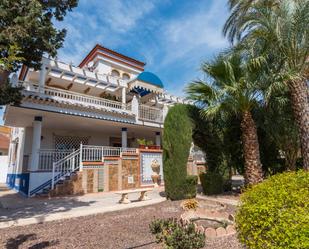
[
  {"x1": 163, "y1": 104, "x2": 197, "y2": 200},
  {"x1": 0, "y1": 0, "x2": 78, "y2": 104}
]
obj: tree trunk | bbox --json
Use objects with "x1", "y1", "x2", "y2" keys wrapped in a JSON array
[
  {"x1": 288, "y1": 79, "x2": 309, "y2": 170},
  {"x1": 0, "y1": 68, "x2": 10, "y2": 85},
  {"x1": 241, "y1": 111, "x2": 263, "y2": 185}
]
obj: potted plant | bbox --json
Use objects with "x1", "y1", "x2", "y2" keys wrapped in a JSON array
[
  {"x1": 147, "y1": 140, "x2": 157, "y2": 149},
  {"x1": 137, "y1": 138, "x2": 147, "y2": 149}
]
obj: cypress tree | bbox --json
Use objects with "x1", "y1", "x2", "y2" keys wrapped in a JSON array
[{"x1": 163, "y1": 104, "x2": 196, "y2": 200}]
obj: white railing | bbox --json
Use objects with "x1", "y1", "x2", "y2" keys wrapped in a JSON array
[
  {"x1": 21, "y1": 81, "x2": 129, "y2": 111},
  {"x1": 139, "y1": 104, "x2": 163, "y2": 123},
  {"x1": 38, "y1": 149, "x2": 73, "y2": 171},
  {"x1": 51, "y1": 149, "x2": 80, "y2": 190},
  {"x1": 81, "y1": 145, "x2": 137, "y2": 162}
]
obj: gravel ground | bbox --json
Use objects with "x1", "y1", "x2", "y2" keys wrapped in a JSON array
[{"x1": 0, "y1": 200, "x2": 243, "y2": 249}]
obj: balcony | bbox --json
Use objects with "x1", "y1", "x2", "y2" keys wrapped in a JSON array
[{"x1": 19, "y1": 81, "x2": 165, "y2": 124}]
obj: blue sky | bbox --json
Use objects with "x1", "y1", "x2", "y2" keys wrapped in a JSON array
[
  {"x1": 1, "y1": 0, "x2": 230, "y2": 124},
  {"x1": 56, "y1": 0, "x2": 230, "y2": 96}
]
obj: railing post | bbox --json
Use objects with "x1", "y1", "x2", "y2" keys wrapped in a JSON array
[
  {"x1": 72, "y1": 148, "x2": 75, "y2": 171},
  {"x1": 79, "y1": 143, "x2": 83, "y2": 171},
  {"x1": 52, "y1": 162, "x2": 55, "y2": 190}
]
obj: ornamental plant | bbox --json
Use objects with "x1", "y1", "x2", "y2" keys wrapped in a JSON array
[
  {"x1": 149, "y1": 218, "x2": 205, "y2": 249},
  {"x1": 236, "y1": 170, "x2": 309, "y2": 249},
  {"x1": 163, "y1": 104, "x2": 197, "y2": 200}
]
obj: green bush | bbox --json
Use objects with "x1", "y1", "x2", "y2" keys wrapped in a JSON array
[
  {"x1": 149, "y1": 218, "x2": 205, "y2": 249},
  {"x1": 200, "y1": 172, "x2": 223, "y2": 195},
  {"x1": 236, "y1": 170, "x2": 309, "y2": 249},
  {"x1": 168, "y1": 176, "x2": 198, "y2": 200},
  {"x1": 163, "y1": 104, "x2": 194, "y2": 200}
]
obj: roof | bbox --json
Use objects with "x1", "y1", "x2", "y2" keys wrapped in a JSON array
[
  {"x1": 0, "y1": 134, "x2": 9, "y2": 150},
  {"x1": 136, "y1": 72, "x2": 164, "y2": 88},
  {"x1": 79, "y1": 44, "x2": 146, "y2": 70}
]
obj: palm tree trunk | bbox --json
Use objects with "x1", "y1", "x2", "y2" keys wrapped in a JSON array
[
  {"x1": 241, "y1": 111, "x2": 263, "y2": 185},
  {"x1": 288, "y1": 79, "x2": 309, "y2": 170}
]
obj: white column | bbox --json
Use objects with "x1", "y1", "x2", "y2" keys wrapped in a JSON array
[
  {"x1": 30, "y1": 116, "x2": 42, "y2": 171},
  {"x1": 38, "y1": 57, "x2": 48, "y2": 93},
  {"x1": 121, "y1": 87, "x2": 126, "y2": 105},
  {"x1": 131, "y1": 95, "x2": 139, "y2": 122},
  {"x1": 155, "y1": 132, "x2": 161, "y2": 147},
  {"x1": 121, "y1": 128, "x2": 127, "y2": 148},
  {"x1": 16, "y1": 128, "x2": 26, "y2": 173},
  {"x1": 163, "y1": 104, "x2": 169, "y2": 121}
]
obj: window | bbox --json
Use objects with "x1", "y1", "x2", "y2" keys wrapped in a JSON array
[
  {"x1": 111, "y1": 69, "x2": 120, "y2": 77},
  {"x1": 122, "y1": 73, "x2": 130, "y2": 80}
]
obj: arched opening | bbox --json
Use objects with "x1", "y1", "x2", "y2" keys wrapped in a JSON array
[
  {"x1": 111, "y1": 69, "x2": 120, "y2": 77},
  {"x1": 122, "y1": 73, "x2": 130, "y2": 80}
]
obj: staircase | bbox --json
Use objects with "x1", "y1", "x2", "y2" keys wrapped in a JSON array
[
  {"x1": 30, "y1": 145, "x2": 137, "y2": 197},
  {"x1": 30, "y1": 149, "x2": 81, "y2": 197}
]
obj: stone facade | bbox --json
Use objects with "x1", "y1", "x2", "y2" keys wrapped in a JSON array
[
  {"x1": 50, "y1": 172, "x2": 84, "y2": 197},
  {"x1": 122, "y1": 153, "x2": 140, "y2": 189}
]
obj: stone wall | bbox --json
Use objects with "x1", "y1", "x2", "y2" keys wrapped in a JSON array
[
  {"x1": 50, "y1": 172, "x2": 84, "y2": 197},
  {"x1": 121, "y1": 153, "x2": 139, "y2": 189}
]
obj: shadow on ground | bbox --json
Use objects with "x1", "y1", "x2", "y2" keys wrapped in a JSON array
[
  {"x1": 5, "y1": 233, "x2": 59, "y2": 249},
  {"x1": 0, "y1": 190, "x2": 95, "y2": 223}
]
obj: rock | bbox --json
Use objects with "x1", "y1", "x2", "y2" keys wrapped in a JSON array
[
  {"x1": 228, "y1": 214, "x2": 235, "y2": 222},
  {"x1": 205, "y1": 227, "x2": 217, "y2": 239},
  {"x1": 226, "y1": 225, "x2": 236, "y2": 235},
  {"x1": 216, "y1": 227, "x2": 227, "y2": 237}
]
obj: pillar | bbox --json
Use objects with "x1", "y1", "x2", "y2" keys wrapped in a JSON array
[
  {"x1": 121, "y1": 128, "x2": 127, "y2": 148},
  {"x1": 163, "y1": 104, "x2": 169, "y2": 121},
  {"x1": 155, "y1": 131, "x2": 161, "y2": 147},
  {"x1": 121, "y1": 87, "x2": 126, "y2": 105},
  {"x1": 16, "y1": 128, "x2": 26, "y2": 173},
  {"x1": 30, "y1": 116, "x2": 42, "y2": 171},
  {"x1": 131, "y1": 95, "x2": 139, "y2": 122},
  {"x1": 38, "y1": 57, "x2": 48, "y2": 93}
]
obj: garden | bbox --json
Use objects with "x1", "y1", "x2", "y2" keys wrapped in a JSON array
[{"x1": 0, "y1": 0, "x2": 308, "y2": 248}]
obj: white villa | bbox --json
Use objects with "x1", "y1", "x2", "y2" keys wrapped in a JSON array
[{"x1": 4, "y1": 44, "x2": 189, "y2": 197}]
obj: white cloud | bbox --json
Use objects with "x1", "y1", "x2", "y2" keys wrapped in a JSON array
[
  {"x1": 57, "y1": 0, "x2": 156, "y2": 65},
  {"x1": 158, "y1": 0, "x2": 229, "y2": 66},
  {"x1": 96, "y1": 0, "x2": 155, "y2": 33}
]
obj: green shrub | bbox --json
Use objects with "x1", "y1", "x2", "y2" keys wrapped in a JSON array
[
  {"x1": 184, "y1": 175, "x2": 198, "y2": 198},
  {"x1": 236, "y1": 170, "x2": 309, "y2": 249},
  {"x1": 166, "y1": 176, "x2": 197, "y2": 200},
  {"x1": 163, "y1": 104, "x2": 194, "y2": 200},
  {"x1": 149, "y1": 218, "x2": 205, "y2": 249},
  {"x1": 200, "y1": 172, "x2": 223, "y2": 195}
]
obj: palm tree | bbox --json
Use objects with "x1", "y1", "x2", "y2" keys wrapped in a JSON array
[
  {"x1": 186, "y1": 52, "x2": 263, "y2": 185},
  {"x1": 224, "y1": 0, "x2": 309, "y2": 170}
]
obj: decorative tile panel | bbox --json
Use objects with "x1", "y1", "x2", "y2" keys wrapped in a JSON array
[{"x1": 140, "y1": 152, "x2": 163, "y2": 185}]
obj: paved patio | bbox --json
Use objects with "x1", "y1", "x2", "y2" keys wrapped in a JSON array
[{"x1": 0, "y1": 184, "x2": 165, "y2": 229}]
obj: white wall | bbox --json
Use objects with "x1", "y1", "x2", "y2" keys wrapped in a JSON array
[
  {"x1": 0, "y1": 155, "x2": 8, "y2": 183},
  {"x1": 24, "y1": 127, "x2": 119, "y2": 155}
]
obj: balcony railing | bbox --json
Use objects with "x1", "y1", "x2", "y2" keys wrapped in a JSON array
[
  {"x1": 43, "y1": 86, "x2": 127, "y2": 111},
  {"x1": 22, "y1": 81, "x2": 128, "y2": 111},
  {"x1": 37, "y1": 146, "x2": 138, "y2": 170},
  {"x1": 21, "y1": 81, "x2": 165, "y2": 124},
  {"x1": 139, "y1": 104, "x2": 163, "y2": 123},
  {"x1": 82, "y1": 145, "x2": 137, "y2": 161},
  {"x1": 38, "y1": 149, "x2": 73, "y2": 171}
]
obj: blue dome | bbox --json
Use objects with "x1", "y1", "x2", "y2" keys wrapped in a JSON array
[{"x1": 136, "y1": 72, "x2": 163, "y2": 88}]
